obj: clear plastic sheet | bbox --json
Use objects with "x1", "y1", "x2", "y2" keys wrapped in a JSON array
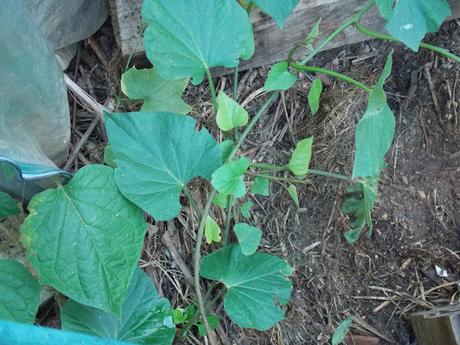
[{"x1": 0, "y1": 0, "x2": 107, "y2": 199}]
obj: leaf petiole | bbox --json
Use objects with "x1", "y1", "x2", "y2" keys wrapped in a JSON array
[
  {"x1": 300, "y1": 0, "x2": 376, "y2": 64},
  {"x1": 206, "y1": 68, "x2": 218, "y2": 111},
  {"x1": 290, "y1": 63, "x2": 372, "y2": 93},
  {"x1": 354, "y1": 22, "x2": 460, "y2": 63}
]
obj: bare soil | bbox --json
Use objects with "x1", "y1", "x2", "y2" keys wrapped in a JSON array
[{"x1": 63, "y1": 18, "x2": 460, "y2": 345}]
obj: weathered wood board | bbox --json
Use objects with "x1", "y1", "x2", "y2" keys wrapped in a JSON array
[
  {"x1": 109, "y1": 0, "x2": 460, "y2": 70},
  {"x1": 411, "y1": 304, "x2": 460, "y2": 345}
]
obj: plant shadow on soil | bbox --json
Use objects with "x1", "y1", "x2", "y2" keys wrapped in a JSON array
[{"x1": 63, "y1": 20, "x2": 460, "y2": 345}]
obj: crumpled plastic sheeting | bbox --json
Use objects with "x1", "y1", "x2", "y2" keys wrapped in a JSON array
[
  {"x1": 0, "y1": 320, "x2": 135, "y2": 345},
  {"x1": 25, "y1": 0, "x2": 108, "y2": 69},
  {"x1": 0, "y1": 0, "x2": 107, "y2": 199}
]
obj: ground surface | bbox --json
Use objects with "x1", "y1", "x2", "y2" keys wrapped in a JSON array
[{"x1": 63, "y1": 18, "x2": 460, "y2": 345}]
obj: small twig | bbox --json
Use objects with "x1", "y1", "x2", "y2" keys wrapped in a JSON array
[
  {"x1": 193, "y1": 190, "x2": 218, "y2": 345},
  {"x1": 87, "y1": 36, "x2": 110, "y2": 71},
  {"x1": 64, "y1": 116, "x2": 99, "y2": 171},
  {"x1": 64, "y1": 75, "x2": 107, "y2": 120},
  {"x1": 163, "y1": 231, "x2": 195, "y2": 287}
]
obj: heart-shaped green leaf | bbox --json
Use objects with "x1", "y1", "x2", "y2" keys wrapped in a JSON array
[
  {"x1": 352, "y1": 54, "x2": 395, "y2": 178},
  {"x1": 332, "y1": 317, "x2": 353, "y2": 345},
  {"x1": 0, "y1": 192, "x2": 20, "y2": 220},
  {"x1": 121, "y1": 67, "x2": 191, "y2": 114},
  {"x1": 308, "y1": 78, "x2": 323, "y2": 114},
  {"x1": 212, "y1": 193, "x2": 236, "y2": 209},
  {"x1": 248, "y1": 0, "x2": 300, "y2": 28},
  {"x1": 250, "y1": 177, "x2": 270, "y2": 196},
  {"x1": 61, "y1": 268, "x2": 175, "y2": 345},
  {"x1": 385, "y1": 0, "x2": 451, "y2": 51},
  {"x1": 205, "y1": 216, "x2": 221, "y2": 244},
  {"x1": 200, "y1": 244, "x2": 293, "y2": 330},
  {"x1": 216, "y1": 93, "x2": 248, "y2": 132},
  {"x1": 240, "y1": 200, "x2": 254, "y2": 219},
  {"x1": 0, "y1": 259, "x2": 40, "y2": 324},
  {"x1": 264, "y1": 62, "x2": 297, "y2": 91},
  {"x1": 142, "y1": 0, "x2": 253, "y2": 84},
  {"x1": 20, "y1": 165, "x2": 147, "y2": 314},
  {"x1": 233, "y1": 223, "x2": 262, "y2": 255},
  {"x1": 288, "y1": 137, "x2": 313, "y2": 176},
  {"x1": 105, "y1": 112, "x2": 222, "y2": 221},
  {"x1": 211, "y1": 158, "x2": 249, "y2": 197},
  {"x1": 219, "y1": 140, "x2": 236, "y2": 162}
]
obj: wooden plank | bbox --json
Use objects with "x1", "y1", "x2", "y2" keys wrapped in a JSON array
[
  {"x1": 411, "y1": 304, "x2": 460, "y2": 345},
  {"x1": 109, "y1": 0, "x2": 460, "y2": 70}
]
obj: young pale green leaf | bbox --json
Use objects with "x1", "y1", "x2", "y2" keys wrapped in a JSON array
[
  {"x1": 197, "y1": 314, "x2": 219, "y2": 337},
  {"x1": 219, "y1": 140, "x2": 235, "y2": 162},
  {"x1": 20, "y1": 165, "x2": 147, "y2": 315},
  {"x1": 288, "y1": 137, "x2": 313, "y2": 176},
  {"x1": 200, "y1": 244, "x2": 293, "y2": 330},
  {"x1": 216, "y1": 93, "x2": 248, "y2": 131},
  {"x1": 375, "y1": 0, "x2": 393, "y2": 20},
  {"x1": 103, "y1": 145, "x2": 117, "y2": 168},
  {"x1": 205, "y1": 216, "x2": 222, "y2": 244},
  {"x1": 332, "y1": 317, "x2": 353, "y2": 345},
  {"x1": 211, "y1": 158, "x2": 249, "y2": 197},
  {"x1": 233, "y1": 223, "x2": 262, "y2": 255},
  {"x1": 105, "y1": 112, "x2": 222, "y2": 221},
  {"x1": 240, "y1": 200, "x2": 253, "y2": 219},
  {"x1": 248, "y1": 0, "x2": 300, "y2": 28},
  {"x1": 341, "y1": 177, "x2": 379, "y2": 244},
  {"x1": 212, "y1": 193, "x2": 236, "y2": 209},
  {"x1": 287, "y1": 184, "x2": 299, "y2": 207},
  {"x1": 121, "y1": 67, "x2": 191, "y2": 114},
  {"x1": 250, "y1": 177, "x2": 270, "y2": 196},
  {"x1": 172, "y1": 305, "x2": 196, "y2": 325},
  {"x1": 352, "y1": 54, "x2": 395, "y2": 179},
  {"x1": 61, "y1": 268, "x2": 175, "y2": 345},
  {"x1": 0, "y1": 192, "x2": 20, "y2": 220},
  {"x1": 305, "y1": 18, "x2": 322, "y2": 50},
  {"x1": 264, "y1": 62, "x2": 297, "y2": 91},
  {"x1": 142, "y1": 0, "x2": 252, "y2": 84},
  {"x1": 385, "y1": 0, "x2": 451, "y2": 51},
  {"x1": 308, "y1": 78, "x2": 323, "y2": 114},
  {"x1": 0, "y1": 260, "x2": 40, "y2": 324}
]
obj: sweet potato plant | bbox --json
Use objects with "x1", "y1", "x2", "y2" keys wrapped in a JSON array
[{"x1": 0, "y1": 0, "x2": 459, "y2": 344}]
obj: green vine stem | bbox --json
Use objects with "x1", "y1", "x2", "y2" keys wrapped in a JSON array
[
  {"x1": 290, "y1": 63, "x2": 372, "y2": 93},
  {"x1": 251, "y1": 162, "x2": 351, "y2": 181},
  {"x1": 193, "y1": 189, "x2": 218, "y2": 345},
  {"x1": 308, "y1": 169, "x2": 351, "y2": 180},
  {"x1": 183, "y1": 186, "x2": 202, "y2": 222},
  {"x1": 223, "y1": 195, "x2": 234, "y2": 244},
  {"x1": 206, "y1": 68, "x2": 218, "y2": 110},
  {"x1": 300, "y1": 0, "x2": 376, "y2": 64},
  {"x1": 354, "y1": 22, "x2": 460, "y2": 63},
  {"x1": 247, "y1": 171, "x2": 307, "y2": 184}
]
